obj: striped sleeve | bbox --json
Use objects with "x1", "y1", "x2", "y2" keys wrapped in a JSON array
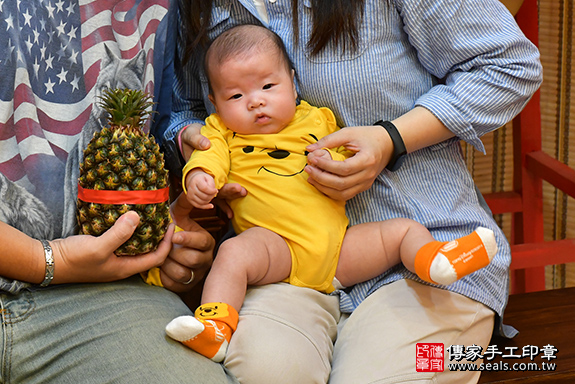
[{"x1": 394, "y1": 0, "x2": 542, "y2": 152}]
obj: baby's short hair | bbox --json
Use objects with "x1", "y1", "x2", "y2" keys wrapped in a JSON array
[{"x1": 205, "y1": 24, "x2": 293, "y2": 80}]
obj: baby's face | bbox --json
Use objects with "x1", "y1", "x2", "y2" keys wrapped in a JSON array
[{"x1": 208, "y1": 51, "x2": 297, "y2": 135}]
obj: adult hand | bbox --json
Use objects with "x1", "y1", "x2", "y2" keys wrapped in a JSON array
[
  {"x1": 179, "y1": 123, "x2": 210, "y2": 160},
  {"x1": 305, "y1": 125, "x2": 393, "y2": 201},
  {"x1": 158, "y1": 194, "x2": 216, "y2": 292},
  {"x1": 49, "y1": 211, "x2": 173, "y2": 284}
]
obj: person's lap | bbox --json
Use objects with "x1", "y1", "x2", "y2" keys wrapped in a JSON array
[
  {"x1": 330, "y1": 279, "x2": 494, "y2": 384},
  {"x1": 225, "y1": 283, "x2": 341, "y2": 384},
  {"x1": 1, "y1": 276, "x2": 235, "y2": 384},
  {"x1": 226, "y1": 279, "x2": 494, "y2": 384}
]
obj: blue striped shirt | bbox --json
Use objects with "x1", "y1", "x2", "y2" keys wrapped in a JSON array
[{"x1": 165, "y1": 0, "x2": 542, "y2": 324}]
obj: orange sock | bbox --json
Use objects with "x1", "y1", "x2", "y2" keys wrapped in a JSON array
[
  {"x1": 414, "y1": 227, "x2": 497, "y2": 286},
  {"x1": 165, "y1": 302, "x2": 239, "y2": 362}
]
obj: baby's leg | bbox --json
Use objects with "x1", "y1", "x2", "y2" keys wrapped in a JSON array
[
  {"x1": 336, "y1": 219, "x2": 497, "y2": 287},
  {"x1": 203, "y1": 227, "x2": 292, "y2": 308},
  {"x1": 166, "y1": 227, "x2": 292, "y2": 362},
  {"x1": 336, "y1": 218, "x2": 429, "y2": 287}
]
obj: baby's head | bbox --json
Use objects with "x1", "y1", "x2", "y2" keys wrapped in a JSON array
[{"x1": 205, "y1": 25, "x2": 298, "y2": 135}]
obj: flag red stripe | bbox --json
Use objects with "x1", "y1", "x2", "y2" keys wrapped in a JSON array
[
  {"x1": 0, "y1": 155, "x2": 25, "y2": 181},
  {"x1": 0, "y1": 117, "x2": 15, "y2": 140},
  {"x1": 36, "y1": 107, "x2": 92, "y2": 136},
  {"x1": 80, "y1": 0, "x2": 124, "y2": 21}
]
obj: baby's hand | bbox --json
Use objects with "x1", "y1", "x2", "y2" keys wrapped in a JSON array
[
  {"x1": 307, "y1": 148, "x2": 332, "y2": 164},
  {"x1": 185, "y1": 170, "x2": 218, "y2": 209}
]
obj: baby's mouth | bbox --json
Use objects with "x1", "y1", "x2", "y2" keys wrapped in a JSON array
[{"x1": 255, "y1": 113, "x2": 271, "y2": 124}]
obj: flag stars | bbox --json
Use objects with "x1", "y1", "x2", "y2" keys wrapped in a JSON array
[
  {"x1": 22, "y1": 8, "x2": 32, "y2": 26},
  {"x1": 69, "y1": 49, "x2": 78, "y2": 64},
  {"x1": 45, "y1": 3, "x2": 56, "y2": 19},
  {"x1": 47, "y1": 29, "x2": 55, "y2": 44},
  {"x1": 44, "y1": 77, "x2": 55, "y2": 94},
  {"x1": 66, "y1": 2, "x2": 75, "y2": 16},
  {"x1": 4, "y1": 0, "x2": 97, "y2": 103},
  {"x1": 25, "y1": 35, "x2": 33, "y2": 53},
  {"x1": 56, "y1": 19, "x2": 66, "y2": 36},
  {"x1": 33, "y1": 28, "x2": 40, "y2": 44},
  {"x1": 56, "y1": 67, "x2": 68, "y2": 84},
  {"x1": 55, "y1": 0, "x2": 65, "y2": 13},
  {"x1": 16, "y1": 49, "x2": 24, "y2": 65},
  {"x1": 5, "y1": 13, "x2": 14, "y2": 31},
  {"x1": 33, "y1": 57, "x2": 40, "y2": 79},
  {"x1": 70, "y1": 74, "x2": 80, "y2": 92},
  {"x1": 57, "y1": 43, "x2": 67, "y2": 60},
  {"x1": 45, "y1": 53, "x2": 54, "y2": 70},
  {"x1": 6, "y1": 38, "x2": 15, "y2": 63},
  {"x1": 40, "y1": 42, "x2": 46, "y2": 59},
  {"x1": 67, "y1": 25, "x2": 77, "y2": 41},
  {"x1": 39, "y1": 17, "x2": 47, "y2": 31}
]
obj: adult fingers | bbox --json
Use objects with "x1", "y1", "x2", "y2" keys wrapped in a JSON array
[
  {"x1": 306, "y1": 128, "x2": 355, "y2": 152},
  {"x1": 117, "y1": 223, "x2": 174, "y2": 273},
  {"x1": 305, "y1": 166, "x2": 367, "y2": 201},
  {"x1": 181, "y1": 123, "x2": 210, "y2": 160},
  {"x1": 97, "y1": 211, "x2": 140, "y2": 254}
]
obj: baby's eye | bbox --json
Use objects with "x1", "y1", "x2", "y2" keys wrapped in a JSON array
[
  {"x1": 262, "y1": 83, "x2": 273, "y2": 90},
  {"x1": 230, "y1": 93, "x2": 242, "y2": 100}
]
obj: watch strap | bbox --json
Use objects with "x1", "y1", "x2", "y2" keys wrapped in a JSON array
[{"x1": 375, "y1": 120, "x2": 407, "y2": 171}]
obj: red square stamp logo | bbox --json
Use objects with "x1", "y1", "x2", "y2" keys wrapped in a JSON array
[{"x1": 416, "y1": 343, "x2": 445, "y2": 372}]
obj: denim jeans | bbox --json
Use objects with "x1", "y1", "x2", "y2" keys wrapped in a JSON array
[{"x1": 0, "y1": 276, "x2": 236, "y2": 384}]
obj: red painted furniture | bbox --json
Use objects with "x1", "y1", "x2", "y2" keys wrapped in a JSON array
[{"x1": 485, "y1": 0, "x2": 575, "y2": 294}]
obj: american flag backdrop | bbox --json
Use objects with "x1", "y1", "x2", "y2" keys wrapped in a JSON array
[{"x1": 0, "y1": 0, "x2": 169, "y2": 232}]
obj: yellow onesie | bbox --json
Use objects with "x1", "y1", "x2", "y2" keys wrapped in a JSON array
[{"x1": 183, "y1": 101, "x2": 349, "y2": 293}]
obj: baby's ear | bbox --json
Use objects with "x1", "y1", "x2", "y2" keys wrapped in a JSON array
[
  {"x1": 208, "y1": 94, "x2": 218, "y2": 111},
  {"x1": 291, "y1": 70, "x2": 298, "y2": 99}
]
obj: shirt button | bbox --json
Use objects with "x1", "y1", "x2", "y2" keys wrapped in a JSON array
[{"x1": 315, "y1": 119, "x2": 321, "y2": 125}]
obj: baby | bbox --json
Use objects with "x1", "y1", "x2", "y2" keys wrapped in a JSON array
[{"x1": 165, "y1": 24, "x2": 497, "y2": 362}]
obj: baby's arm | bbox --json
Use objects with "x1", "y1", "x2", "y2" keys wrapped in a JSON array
[{"x1": 185, "y1": 169, "x2": 218, "y2": 210}]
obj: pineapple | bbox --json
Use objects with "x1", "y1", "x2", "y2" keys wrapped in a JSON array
[{"x1": 77, "y1": 88, "x2": 170, "y2": 255}]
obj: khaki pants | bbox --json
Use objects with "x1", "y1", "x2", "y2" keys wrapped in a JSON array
[{"x1": 225, "y1": 279, "x2": 494, "y2": 384}]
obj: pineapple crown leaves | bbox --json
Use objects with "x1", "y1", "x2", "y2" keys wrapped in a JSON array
[{"x1": 98, "y1": 88, "x2": 157, "y2": 131}]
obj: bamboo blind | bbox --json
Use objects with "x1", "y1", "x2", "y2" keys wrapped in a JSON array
[{"x1": 462, "y1": 0, "x2": 575, "y2": 289}]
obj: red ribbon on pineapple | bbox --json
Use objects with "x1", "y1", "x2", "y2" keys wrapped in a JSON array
[{"x1": 77, "y1": 184, "x2": 169, "y2": 205}]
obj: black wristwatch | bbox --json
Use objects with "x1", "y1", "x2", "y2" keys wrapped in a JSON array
[{"x1": 375, "y1": 120, "x2": 407, "y2": 171}]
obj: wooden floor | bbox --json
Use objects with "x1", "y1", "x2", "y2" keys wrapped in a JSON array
[{"x1": 478, "y1": 287, "x2": 575, "y2": 383}]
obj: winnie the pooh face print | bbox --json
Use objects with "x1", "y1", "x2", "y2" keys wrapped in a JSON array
[
  {"x1": 197, "y1": 303, "x2": 230, "y2": 318},
  {"x1": 233, "y1": 133, "x2": 319, "y2": 178}
]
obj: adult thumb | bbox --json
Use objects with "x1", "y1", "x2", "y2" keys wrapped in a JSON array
[
  {"x1": 307, "y1": 129, "x2": 348, "y2": 151},
  {"x1": 100, "y1": 211, "x2": 140, "y2": 251}
]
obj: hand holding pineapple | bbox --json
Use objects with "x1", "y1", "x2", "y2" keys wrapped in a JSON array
[
  {"x1": 74, "y1": 88, "x2": 214, "y2": 288},
  {"x1": 43, "y1": 211, "x2": 175, "y2": 284},
  {"x1": 77, "y1": 88, "x2": 170, "y2": 255},
  {"x1": 29, "y1": 195, "x2": 215, "y2": 287}
]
